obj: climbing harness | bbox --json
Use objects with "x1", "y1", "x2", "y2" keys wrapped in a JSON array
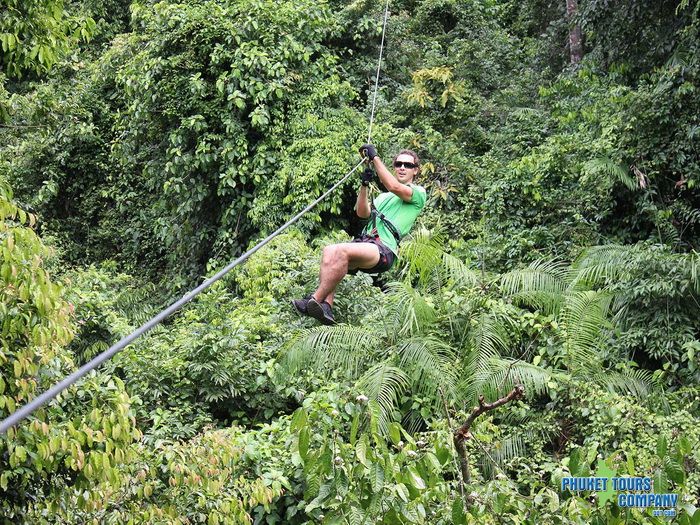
[
  {"x1": 359, "y1": 165, "x2": 402, "y2": 246},
  {"x1": 0, "y1": 0, "x2": 393, "y2": 434},
  {"x1": 369, "y1": 201, "x2": 402, "y2": 247}
]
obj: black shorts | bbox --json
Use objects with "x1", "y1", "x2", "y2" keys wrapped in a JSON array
[{"x1": 347, "y1": 234, "x2": 396, "y2": 275}]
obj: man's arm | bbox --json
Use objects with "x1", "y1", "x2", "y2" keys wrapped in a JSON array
[
  {"x1": 370, "y1": 156, "x2": 413, "y2": 202},
  {"x1": 355, "y1": 184, "x2": 371, "y2": 218}
]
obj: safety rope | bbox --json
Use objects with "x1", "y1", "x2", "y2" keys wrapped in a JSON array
[
  {"x1": 0, "y1": 161, "x2": 364, "y2": 435},
  {"x1": 367, "y1": 0, "x2": 391, "y2": 144},
  {"x1": 0, "y1": 2, "x2": 392, "y2": 435}
]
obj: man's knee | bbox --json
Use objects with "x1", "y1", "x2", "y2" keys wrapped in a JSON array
[{"x1": 322, "y1": 244, "x2": 346, "y2": 264}]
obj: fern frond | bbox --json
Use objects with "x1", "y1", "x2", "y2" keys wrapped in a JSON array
[
  {"x1": 581, "y1": 157, "x2": 637, "y2": 191},
  {"x1": 358, "y1": 363, "x2": 410, "y2": 436},
  {"x1": 395, "y1": 336, "x2": 459, "y2": 400},
  {"x1": 281, "y1": 325, "x2": 382, "y2": 379}
]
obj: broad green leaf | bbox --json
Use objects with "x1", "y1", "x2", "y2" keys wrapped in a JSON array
[
  {"x1": 388, "y1": 422, "x2": 402, "y2": 445},
  {"x1": 356, "y1": 435, "x2": 369, "y2": 467},
  {"x1": 298, "y1": 427, "x2": 310, "y2": 461},
  {"x1": 452, "y1": 498, "x2": 467, "y2": 525},
  {"x1": 291, "y1": 408, "x2": 308, "y2": 432},
  {"x1": 395, "y1": 483, "x2": 409, "y2": 503},
  {"x1": 657, "y1": 434, "x2": 668, "y2": 458},
  {"x1": 406, "y1": 467, "x2": 426, "y2": 490},
  {"x1": 370, "y1": 462, "x2": 384, "y2": 494}
]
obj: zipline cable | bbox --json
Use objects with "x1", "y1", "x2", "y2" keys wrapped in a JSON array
[
  {"x1": 1, "y1": 0, "x2": 393, "y2": 435},
  {"x1": 0, "y1": 161, "x2": 363, "y2": 435},
  {"x1": 367, "y1": 0, "x2": 391, "y2": 144}
]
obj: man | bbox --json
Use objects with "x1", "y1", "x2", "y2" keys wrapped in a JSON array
[{"x1": 292, "y1": 144, "x2": 427, "y2": 324}]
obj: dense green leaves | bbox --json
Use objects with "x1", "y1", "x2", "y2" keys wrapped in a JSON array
[
  {"x1": 3, "y1": 0, "x2": 700, "y2": 522},
  {"x1": 0, "y1": 0, "x2": 95, "y2": 78},
  {"x1": 0, "y1": 176, "x2": 138, "y2": 519}
]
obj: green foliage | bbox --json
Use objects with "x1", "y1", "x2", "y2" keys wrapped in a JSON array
[
  {"x1": 553, "y1": 382, "x2": 700, "y2": 520},
  {"x1": 0, "y1": 0, "x2": 95, "y2": 78},
  {"x1": 24, "y1": 428, "x2": 282, "y2": 524},
  {"x1": 3, "y1": 0, "x2": 700, "y2": 522},
  {"x1": 63, "y1": 262, "x2": 160, "y2": 365},
  {"x1": 0, "y1": 175, "x2": 138, "y2": 520},
  {"x1": 574, "y1": 243, "x2": 700, "y2": 383},
  {"x1": 577, "y1": 0, "x2": 694, "y2": 75},
  {"x1": 3, "y1": 0, "x2": 367, "y2": 287},
  {"x1": 291, "y1": 394, "x2": 454, "y2": 524},
  {"x1": 106, "y1": 0, "x2": 356, "y2": 283},
  {"x1": 112, "y1": 285, "x2": 292, "y2": 439}
]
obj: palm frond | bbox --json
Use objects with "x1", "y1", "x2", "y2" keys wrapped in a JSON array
[
  {"x1": 511, "y1": 106, "x2": 544, "y2": 119},
  {"x1": 384, "y1": 281, "x2": 437, "y2": 337},
  {"x1": 570, "y1": 244, "x2": 634, "y2": 289},
  {"x1": 399, "y1": 226, "x2": 446, "y2": 286},
  {"x1": 395, "y1": 336, "x2": 459, "y2": 400},
  {"x1": 463, "y1": 311, "x2": 513, "y2": 377},
  {"x1": 466, "y1": 357, "x2": 551, "y2": 404},
  {"x1": 358, "y1": 363, "x2": 410, "y2": 436},
  {"x1": 479, "y1": 433, "x2": 525, "y2": 479},
  {"x1": 656, "y1": 219, "x2": 681, "y2": 247},
  {"x1": 280, "y1": 325, "x2": 382, "y2": 379},
  {"x1": 499, "y1": 259, "x2": 568, "y2": 314},
  {"x1": 561, "y1": 291, "x2": 613, "y2": 369},
  {"x1": 581, "y1": 157, "x2": 637, "y2": 191},
  {"x1": 690, "y1": 251, "x2": 700, "y2": 294},
  {"x1": 591, "y1": 368, "x2": 659, "y2": 399},
  {"x1": 441, "y1": 252, "x2": 481, "y2": 290}
]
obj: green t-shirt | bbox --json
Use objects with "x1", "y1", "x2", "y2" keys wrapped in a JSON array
[{"x1": 363, "y1": 184, "x2": 427, "y2": 255}]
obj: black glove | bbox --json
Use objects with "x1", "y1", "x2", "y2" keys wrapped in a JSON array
[
  {"x1": 359, "y1": 144, "x2": 378, "y2": 161},
  {"x1": 360, "y1": 167, "x2": 374, "y2": 186}
]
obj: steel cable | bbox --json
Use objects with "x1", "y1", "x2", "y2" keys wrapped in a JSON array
[{"x1": 1, "y1": 0, "x2": 393, "y2": 434}]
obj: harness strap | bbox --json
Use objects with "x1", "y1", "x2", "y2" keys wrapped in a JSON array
[{"x1": 369, "y1": 202, "x2": 402, "y2": 246}]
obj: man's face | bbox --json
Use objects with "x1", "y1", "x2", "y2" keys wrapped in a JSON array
[{"x1": 393, "y1": 154, "x2": 418, "y2": 184}]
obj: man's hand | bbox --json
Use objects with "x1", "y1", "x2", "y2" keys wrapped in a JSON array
[
  {"x1": 360, "y1": 167, "x2": 374, "y2": 186},
  {"x1": 359, "y1": 144, "x2": 378, "y2": 161}
]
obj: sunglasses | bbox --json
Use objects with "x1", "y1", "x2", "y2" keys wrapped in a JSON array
[{"x1": 393, "y1": 161, "x2": 418, "y2": 169}]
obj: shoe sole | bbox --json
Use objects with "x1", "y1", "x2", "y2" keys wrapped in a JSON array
[
  {"x1": 291, "y1": 299, "x2": 307, "y2": 316},
  {"x1": 307, "y1": 299, "x2": 335, "y2": 325}
]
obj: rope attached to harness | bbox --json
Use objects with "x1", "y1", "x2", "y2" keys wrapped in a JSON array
[{"x1": 0, "y1": 2, "x2": 394, "y2": 435}]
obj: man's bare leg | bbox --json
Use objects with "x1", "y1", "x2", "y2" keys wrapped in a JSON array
[{"x1": 312, "y1": 243, "x2": 380, "y2": 304}]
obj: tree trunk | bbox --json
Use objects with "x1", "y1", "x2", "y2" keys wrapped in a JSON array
[{"x1": 566, "y1": 0, "x2": 583, "y2": 64}]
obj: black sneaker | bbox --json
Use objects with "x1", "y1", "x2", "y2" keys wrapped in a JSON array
[
  {"x1": 291, "y1": 294, "x2": 313, "y2": 316},
  {"x1": 307, "y1": 297, "x2": 336, "y2": 325}
]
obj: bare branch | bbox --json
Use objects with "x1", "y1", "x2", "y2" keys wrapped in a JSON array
[{"x1": 452, "y1": 384, "x2": 525, "y2": 506}]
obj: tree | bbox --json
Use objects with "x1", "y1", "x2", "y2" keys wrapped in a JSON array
[
  {"x1": 0, "y1": 176, "x2": 137, "y2": 518},
  {"x1": 566, "y1": 0, "x2": 583, "y2": 63},
  {"x1": 0, "y1": 0, "x2": 95, "y2": 78}
]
